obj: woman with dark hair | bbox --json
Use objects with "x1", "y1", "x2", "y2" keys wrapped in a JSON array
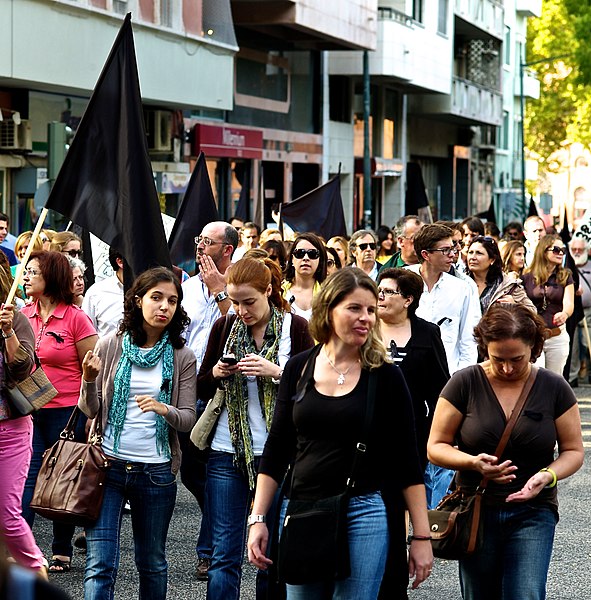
[
  {"x1": 376, "y1": 267, "x2": 449, "y2": 599},
  {"x1": 428, "y1": 303, "x2": 583, "y2": 600},
  {"x1": 522, "y1": 234, "x2": 575, "y2": 374},
  {"x1": 198, "y1": 257, "x2": 313, "y2": 599},
  {"x1": 261, "y1": 239, "x2": 288, "y2": 271},
  {"x1": 467, "y1": 236, "x2": 534, "y2": 315},
  {"x1": 282, "y1": 232, "x2": 328, "y2": 321},
  {"x1": 21, "y1": 251, "x2": 98, "y2": 574},
  {"x1": 248, "y1": 267, "x2": 432, "y2": 599},
  {"x1": 376, "y1": 225, "x2": 395, "y2": 264},
  {"x1": 501, "y1": 240, "x2": 526, "y2": 281},
  {"x1": 325, "y1": 246, "x2": 342, "y2": 276},
  {"x1": 78, "y1": 267, "x2": 197, "y2": 599}
]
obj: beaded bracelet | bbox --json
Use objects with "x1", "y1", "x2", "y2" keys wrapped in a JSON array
[{"x1": 539, "y1": 467, "x2": 557, "y2": 488}]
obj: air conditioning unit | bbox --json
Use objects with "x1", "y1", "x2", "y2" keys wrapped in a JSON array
[
  {"x1": 145, "y1": 110, "x2": 172, "y2": 152},
  {"x1": 0, "y1": 120, "x2": 32, "y2": 151}
]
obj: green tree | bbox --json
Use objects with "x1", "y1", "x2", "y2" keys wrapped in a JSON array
[{"x1": 526, "y1": 0, "x2": 591, "y2": 170}]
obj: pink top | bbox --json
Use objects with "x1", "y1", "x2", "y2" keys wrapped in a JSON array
[{"x1": 21, "y1": 302, "x2": 97, "y2": 409}]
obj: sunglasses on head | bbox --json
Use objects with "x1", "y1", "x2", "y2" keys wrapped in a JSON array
[
  {"x1": 547, "y1": 246, "x2": 566, "y2": 255},
  {"x1": 65, "y1": 249, "x2": 82, "y2": 258},
  {"x1": 357, "y1": 242, "x2": 377, "y2": 251},
  {"x1": 293, "y1": 248, "x2": 320, "y2": 260}
]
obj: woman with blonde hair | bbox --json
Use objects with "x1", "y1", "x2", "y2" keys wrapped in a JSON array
[
  {"x1": 198, "y1": 257, "x2": 313, "y2": 599},
  {"x1": 522, "y1": 234, "x2": 574, "y2": 374},
  {"x1": 248, "y1": 267, "x2": 432, "y2": 599},
  {"x1": 327, "y1": 236, "x2": 349, "y2": 267},
  {"x1": 49, "y1": 231, "x2": 82, "y2": 259}
]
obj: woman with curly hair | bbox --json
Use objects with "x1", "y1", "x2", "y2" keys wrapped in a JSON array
[
  {"x1": 78, "y1": 267, "x2": 197, "y2": 600},
  {"x1": 522, "y1": 234, "x2": 575, "y2": 374}
]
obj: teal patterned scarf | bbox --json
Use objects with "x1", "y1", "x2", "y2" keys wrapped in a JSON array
[
  {"x1": 109, "y1": 332, "x2": 174, "y2": 457},
  {"x1": 224, "y1": 306, "x2": 284, "y2": 489}
]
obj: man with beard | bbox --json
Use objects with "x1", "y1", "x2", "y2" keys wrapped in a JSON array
[
  {"x1": 568, "y1": 237, "x2": 591, "y2": 386},
  {"x1": 180, "y1": 221, "x2": 238, "y2": 579}
]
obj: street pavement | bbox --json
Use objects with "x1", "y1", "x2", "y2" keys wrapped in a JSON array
[{"x1": 35, "y1": 385, "x2": 591, "y2": 599}]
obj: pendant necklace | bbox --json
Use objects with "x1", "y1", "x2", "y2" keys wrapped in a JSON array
[{"x1": 323, "y1": 348, "x2": 359, "y2": 385}]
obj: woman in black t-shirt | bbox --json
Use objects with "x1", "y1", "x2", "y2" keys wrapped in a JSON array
[
  {"x1": 428, "y1": 304, "x2": 583, "y2": 600},
  {"x1": 247, "y1": 268, "x2": 432, "y2": 599}
]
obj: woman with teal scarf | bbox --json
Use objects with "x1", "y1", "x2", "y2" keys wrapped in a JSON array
[
  {"x1": 198, "y1": 257, "x2": 314, "y2": 600},
  {"x1": 79, "y1": 267, "x2": 197, "y2": 600}
]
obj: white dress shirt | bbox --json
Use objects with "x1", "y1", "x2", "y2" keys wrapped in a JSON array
[{"x1": 82, "y1": 275, "x2": 124, "y2": 337}]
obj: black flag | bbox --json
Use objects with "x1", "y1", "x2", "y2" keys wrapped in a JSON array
[
  {"x1": 527, "y1": 198, "x2": 539, "y2": 218},
  {"x1": 168, "y1": 152, "x2": 219, "y2": 276},
  {"x1": 560, "y1": 206, "x2": 571, "y2": 246},
  {"x1": 476, "y1": 198, "x2": 497, "y2": 223},
  {"x1": 44, "y1": 14, "x2": 171, "y2": 282},
  {"x1": 280, "y1": 175, "x2": 346, "y2": 240}
]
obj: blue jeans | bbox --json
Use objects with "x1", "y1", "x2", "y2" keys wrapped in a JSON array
[
  {"x1": 206, "y1": 450, "x2": 256, "y2": 600},
  {"x1": 284, "y1": 492, "x2": 390, "y2": 600},
  {"x1": 459, "y1": 503, "x2": 557, "y2": 600},
  {"x1": 424, "y1": 462, "x2": 455, "y2": 509},
  {"x1": 22, "y1": 406, "x2": 86, "y2": 558},
  {"x1": 84, "y1": 460, "x2": 177, "y2": 600}
]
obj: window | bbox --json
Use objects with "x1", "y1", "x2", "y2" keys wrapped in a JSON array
[
  {"x1": 504, "y1": 27, "x2": 511, "y2": 65},
  {"x1": 160, "y1": 0, "x2": 172, "y2": 27},
  {"x1": 499, "y1": 112, "x2": 509, "y2": 150},
  {"x1": 438, "y1": 0, "x2": 448, "y2": 35},
  {"x1": 329, "y1": 77, "x2": 351, "y2": 123},
  {"x1": 412, "y1": 0, "x2": 423, "y2": 23}
]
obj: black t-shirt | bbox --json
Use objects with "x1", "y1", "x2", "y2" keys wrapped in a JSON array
[
  {"x1": 259, "y1": 347, "x2": 424, "y2": 501},
  {"x1": 440, "y1": 365, "x2": 576, "y2": 510}
]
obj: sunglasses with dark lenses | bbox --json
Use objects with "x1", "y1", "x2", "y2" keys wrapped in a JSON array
[
  {"x1": 547, "y1": 246, "x2": 566, "y2": 255},
  {"x1": 293, "y1": 248, "x2": 320, "y2": 260},
  {"x1": 357, "y1": 242, "x2": 377, "y2": 251},
  {"x1": 65, "y1": 249, "x2": 82, "y2": 258}
]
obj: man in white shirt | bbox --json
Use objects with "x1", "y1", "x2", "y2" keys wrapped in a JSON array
[
  {"x1": 180, "y1": 220, "x2": 238, "y2": 580},
  {"x1": 407, "y1": 224, "x2": 482, "y2": 509},
  {"x1": 231, "y1": 221, "x2": 259, "y2": 262},
  {"x1": 82, "y1": 249, "x2": 125, "y2": 337},
  {"x1": 523, "y1": 215, "x2": 546, "y2": 267},
  {"x1": 349, "y1": 229, "x2": 380, "y2": 280}
]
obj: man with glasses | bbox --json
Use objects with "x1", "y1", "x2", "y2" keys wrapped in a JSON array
[
  {"x1": 180, "y1": 221, "x2": 239, "y2": 580},
  {"x1": 407, "y1": 224, "x2": 481, "y2": 509},
  {"x1": 523, "y1": 215, "x2": 546, "y2": 266},
  {"x1": 349, "y1": 229, "x2": 380, "y2": 280},
  {"x1": 379, "y1": 215, "x2": 423, "y2": 271}
]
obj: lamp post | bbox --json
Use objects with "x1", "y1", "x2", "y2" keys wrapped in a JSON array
[{"x1": 520, "y1": 54, "x2": 571, "y2": 219}]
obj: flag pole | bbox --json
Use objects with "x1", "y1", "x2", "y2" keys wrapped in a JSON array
[{"x1": 6, "y1": 207, "x2": 50, "y2": 305}]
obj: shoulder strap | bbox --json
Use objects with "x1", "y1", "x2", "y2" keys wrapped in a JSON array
[{"x1": 479, "y1": 365, "x2": 538, "y2": 490}]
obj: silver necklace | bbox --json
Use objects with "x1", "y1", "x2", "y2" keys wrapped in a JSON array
[{"x1": 323, "y1": 348, "x2": 358, "y2": 385}]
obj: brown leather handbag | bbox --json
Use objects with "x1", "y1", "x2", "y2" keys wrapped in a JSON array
[{"x1": 30, "y1": 404, "x2": 111, "y2": 526}]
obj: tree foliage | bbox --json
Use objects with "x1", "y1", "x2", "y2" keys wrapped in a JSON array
[{"x1": 526, "y1": 0, "x2": 591, "y2": 170}]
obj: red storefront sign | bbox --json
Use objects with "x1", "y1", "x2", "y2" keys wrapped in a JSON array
[{"x1": 193, "y1": 123, "x2": 263, "y2": 159}]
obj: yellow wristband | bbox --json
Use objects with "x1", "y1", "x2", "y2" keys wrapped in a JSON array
[{"x1": 539, "y1": 467, "x2": 557, "y2": 488}]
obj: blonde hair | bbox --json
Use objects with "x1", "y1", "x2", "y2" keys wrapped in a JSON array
[
  {"x1": 525, "y1": 234, "x2": 571, "y2": 287},
  {"x1": 14, "y1": 231, "x2": 43, "y2": 258},
  {"x1": 50, "y1": 231, "x2": 82, "y2": 252},
  {"x1": 309, "y1": 268, "x2": 387, "y2": 370}
]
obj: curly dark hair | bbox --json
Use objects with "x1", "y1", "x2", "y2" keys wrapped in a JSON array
[
  {"x1": 473, "y1": 303, "x2": 547, "y2": 361},
  {"x1": 284, "y1": 232, "x2": 328, "y2": 284},
  {"x1": 118, "y1": 267, "x2": 189, "y2": 349},
  {"x1": 467, "y1": 236, "x2": 503, "y2": 285},
  {"x1": 27, "y1": 251, "x2": 74, "y2": 305}
]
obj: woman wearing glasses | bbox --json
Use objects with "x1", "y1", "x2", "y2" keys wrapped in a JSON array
[
  {"x1": 326, "y1": 246, "x2": 342, "y2": 276},
  {"x1": 198, "y1": 257, "x2": 313, "y2": 599},
  {"x1": 522, "y1": 235, "x2": 574, "y2": 375},
  {"x1": 282, "y1": 233, "x2": 328, "y2": 321},
  {"x1": 375, "y1": 267, "x2": 449, "y2": 598},
  {"x1": 49, "y1": 231, "x2": 82, "y2": 259},
  {"x1": 20, "y1": 251, "x2": 98, "y2": 574},
  {"x1": 466, "y1": 236, "x2": 534, "y2": 315}
]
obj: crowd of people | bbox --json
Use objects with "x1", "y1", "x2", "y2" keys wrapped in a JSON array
[{"x1": 0, "y1": 210, "x2": 585, "y2": 600}]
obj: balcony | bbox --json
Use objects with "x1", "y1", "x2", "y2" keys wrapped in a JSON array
[
  {"x1": 411, "y1": 77, "x2": 502, "y2": 127},
  {"x1": 230, "y1": 0, "x2": 378, "y2": 50},
  {"x1": 328, "y1": 6, "x2": 453, "y2": 95},
  {"x1": 454, "y1": 0, "x2": 504, "y2": 40},
  {"x1": 516, "y1": 0, "x2": 542, "y2": 18},
  {"x1": 514, "y1": 68, "x2": 541, "y2": 100}
]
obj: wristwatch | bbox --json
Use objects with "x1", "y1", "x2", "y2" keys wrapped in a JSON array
[
  {"x1": 214, "y1": 291, "x2": 228, "y2": 303},
  {"x1": 247, "y1": 514, "x2": 266, "y2": 526}
]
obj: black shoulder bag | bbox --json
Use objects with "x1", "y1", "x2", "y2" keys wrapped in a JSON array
[{"x1": 277, "y1": 358, "x2": 378, "y2": 585}]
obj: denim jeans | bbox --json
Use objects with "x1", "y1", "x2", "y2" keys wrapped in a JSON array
[
  {"x1": 22, "y1": 406, "x2": 86, "y2": 558},
  {"x1": 424, "y1": 462, "x2": 455, "y2": 509},
  {"x1": 84, "y1": 459, "x2": 177, "y2": 600},
  {"x1": 206, "y1": 450, "x2": 257, "y2": 600},
  {"x1": 284, "y1": 492, "x2": 390, "y2": 600},
  {"x1": 459, "y1": 503, "x2": 557, "y2": 600}
]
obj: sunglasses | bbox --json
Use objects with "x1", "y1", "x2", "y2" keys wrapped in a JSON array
[
  {"x1": 65, "y1": 249, "x2": 82, "y2": 258},
  {"x1": 547, "y1": 246, "x2": 566, "y2": 255},
  {"x1": 357, "y1": 242, "x2": 377, "y2": 251},
  {"x1": 292, "y1": 248, "x2": 320, "y2": 260}
]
